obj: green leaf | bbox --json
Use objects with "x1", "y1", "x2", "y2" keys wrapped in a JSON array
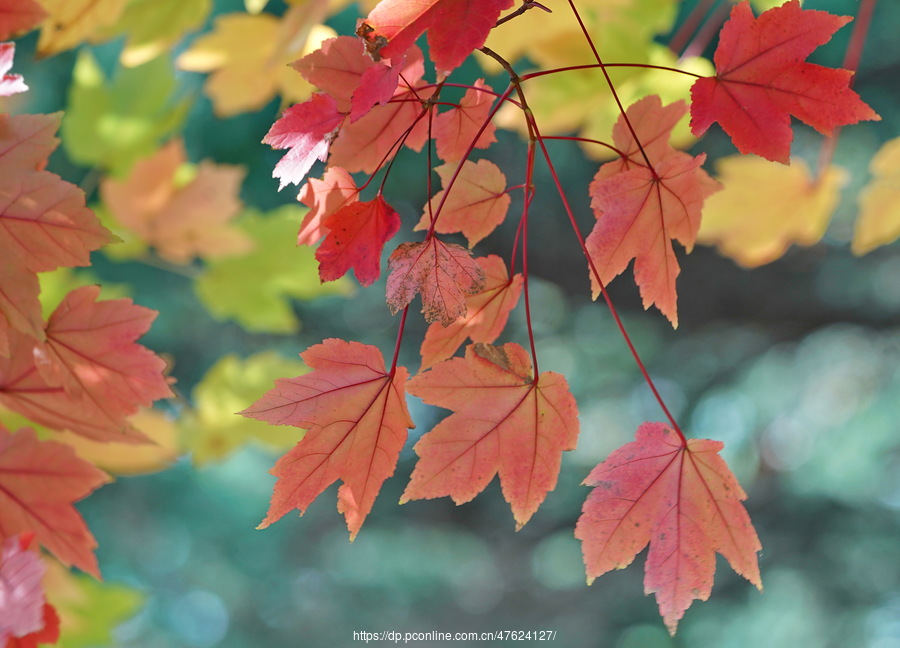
[
  {"x1": 98, "y1": 0, "x2": 212, "y2": 67},
  {"x1": 61, "y1": 50, "x2": 190, "y2": 176},
  {"x1": 50, "y1": 571, "x2": 144, "y2": 648},
  {"x1": 180, "y1": 351, "x2": 309, "y2": 465},
  {"x1": 38, "y1": 266, "x2": 131, "y2": 318},
  {"x1": 195, "y1": 206, "x2": 352, "y2": 334}
]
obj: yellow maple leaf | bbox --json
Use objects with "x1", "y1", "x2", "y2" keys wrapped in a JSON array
[
  {"x1": 37, "y1": 0, "x2": 128, "y2": 56},
  {"x1": 100, "y1": 139, "x2": 252, "y2": 264},
  {"x1": 178, "y1": 352, "x2": 309, "y2": 465},
  {"x1": 697, "y1": 156, "x2": 847, "y2": 267},
  {"x1": 852, "y1": 137, "x2": 900, "y2": 255},
  {"x1": 176, "y1": 6, "x2": 336, "y2": 116},
  {"x1": 51, "y1": 408, "x2": 180, "y2": 475}
]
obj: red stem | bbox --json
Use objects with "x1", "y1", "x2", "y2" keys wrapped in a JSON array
[
  {"x1": 668, "y1": 0, "x2": 721, "y2": 57},
  {"x1": 815, "y1": 0, "x2": 877, "y2": 179},
  {"x1": 562, "y1": 0, "x2": 658, "y2": 177}
]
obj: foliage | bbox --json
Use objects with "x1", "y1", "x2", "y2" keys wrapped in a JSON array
[{"x1": 0, "y1": 0, "x2": 895, "y2": 644}]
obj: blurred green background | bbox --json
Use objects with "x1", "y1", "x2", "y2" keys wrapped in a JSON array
[{"x1": 6, "y1": 0, "x2": 900, "y2": 646}]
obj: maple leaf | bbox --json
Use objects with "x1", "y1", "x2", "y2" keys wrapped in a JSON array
[
  {"x1": 1, "y1": 114, "x2": 114, "y2": 343},
  {"x1": 53, "y1": 408, "x2": 178, "y2": 476},
  {"x1": 853, "y1": 137, "x2": 900, "y2": 255},
  {"x1": 100, "y1": 139, "x2": 251, "y2": 263},
  {"x1": 0, "y1": 264, "x2": 42, "y2": 347},
  {"x1": 38, "y1": 286, "x2": 173, "y2": 420},
  {"x1": 690, "y1": 0, "x2": 879, "y2": 164},
  {"x1": 405, "y1": 342, "x2": 579, "y2": 527},
  {"x1": 316, "y1": 194, "x2": 401, "y2": 286},
  {"x1": 325, "y1": 46, "x2": 432, "y2": 174},
  {"x1": 575, "y1": 422, "x2": 762, "y2": 635},
  {"x1": 62, "y1": 50, "x2": 191, "y2": 175},
  {"x1": 264, "y1": 93, "x2": 345, "y2": 190},
  {"x1": 415, "y1": 159, "x2": 511, "y2": 248},
  {"x1": 195, "y1": 207, "x2": 351, "y2": 335},
  {"x1": 297, "y1": 166, "x2": 359, "y2": 246},
  {"x1": 294, "y1": 35, "x2": 379, "y2": 113},
  {"x1": 0, "y1": 42, "x2": 26, "y2": 97},
  {"x1": 93, "y1": 0, "x2": 211, "y2": 68},
  {"x1": 176, "y1": 6, "x2": 335, "y2": 116},
  {"x1": 420, "y1": 254, "x2": 522, "y2": 370},
  {"x1": 358, "y1": 0, "x2": 514, "y2": 75},
  {"x1": 586, "y1": 96, "x2": 719, "y2": 327},
  {"x1": 0, "y1": 289, "x2": 172, "y2": 443},
  {"x1": 386, "y1": 238, "x2": 486, "y2": 326},
  {"x1": 697, "y1": 155, "x2": 847, "y2": 266},
  {"x1": 0, "y1": 113, "x2": 62, "y2": 177},
  {"x1": 0, "y1": 0, "x2": 47, "y2": 41},
  {"x1": 41, "y1": 559, "x2": 139, "y2": 648},
  {"x1": 0, "y1": 427, "x2": 110, "y2": 578},
  {"x1": 0, "y1": 171, "x2": 114, "y2": 273},
  {"x1": 433, "y1": 79, "x2": 497, "y2": 162},
  {"x1": 36, "y1": 0, "x2": 128, "y2": 57},
  {"x1": 241, "y1": 339, "x2": 414, "y2": 539},
  {"x1": 0, "y1": 534, "x2": 49, "y2": 645},
  {"x1": 179, "y1": 352, "x2": 308, "y2": 465}
]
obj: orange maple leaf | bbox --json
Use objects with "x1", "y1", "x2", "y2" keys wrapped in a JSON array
[
  {"x1": 1, "y1": 113, "x2": 114, "y2": 344},
  {"x1": 576, "y1": 422, "x2": 762, "y2": 635},
  {"x1": 241, "y1": 339, "x2": 414, "y2": 539},
  {"x1": 101, "y1": 139, "x2": 250, "y2": 263},
  {"x1": 386, "y1": 238, "x2": 485, "y2": 326},
  {"x1": 586, "y1": 96, "x2": 719, "y2": 327},
  {"x1": 419, "y1": 255, "x2": 522, "y2": 370},
  {"x1": 0, "y1": 288, "x2": 172, "y2": 443},
  {"x1": 433, "y1": 79, "x2": 497, "y2": 162},
  {"x1": 0, "y1": 427, "x2": 109, "y2": 578},
  {"x1": 405, "y1": 342, "x2": 579, "y2": 528},
  {"x1": 415, "y1": 159, "x2": 510, "y2": 248}
]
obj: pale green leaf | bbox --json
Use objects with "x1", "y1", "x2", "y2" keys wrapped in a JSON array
[
  {"x1": 180, "y1": 351, "x2": 309, "y2": 464},
  {"x1": 61, "y1": 50, "x2": 190, "y2": 176},
  {"x1": 195, "y1": 206, "x2": 352, "y2": 334}
]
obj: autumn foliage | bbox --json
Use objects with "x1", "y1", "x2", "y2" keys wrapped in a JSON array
[{"x1": 0, "y1": 0, "x2": 891, "y2": 641}]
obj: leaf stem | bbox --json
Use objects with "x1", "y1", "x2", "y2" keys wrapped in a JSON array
[
  {"x1": 520, "y1": 63, "x2": 703, "y2": 83},
  {"x1": 531, "y1": 125, "x2": 686, "y2": 442},
  {"x1": 815, "y1": 0, "x2": 877, "y2": 180},
  {"x1": 563, "y1": 0, "x2": 657, "y2": 177}
]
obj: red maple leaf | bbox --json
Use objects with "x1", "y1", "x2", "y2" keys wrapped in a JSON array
[
  {"x1": 576, "y1": 422, "x2": 762, "y2": 635},
  {"x1": 419, "y1": 254, "x2": 522, "y2": 370},
  {"x1": 386, "y1": 238, "x2": 485, "y2": 325},
  {"x1": 0, "y1": 43, "x2": 26, "y2": 97},
  {"x1": 315, "y1": 194, "x2": 400, "y2": 286},
  {"x1": 294, "y1": 36, "x2": 380, "y2": 113},
  {"x1": 357, "y1": 0, "x2": 514, "y2": 75},
  {"x1": 690, "y1": 0, "x2": 879, "y2": 163},
  {"x1": 263, "y1": 92, "x2": 344, "y2": 189},
  {"x1": 586, "y1": 96, "x2": 719, "y2": 327},
  {"x1": 241, "y1": 339, "x2": 414, "y2": 539},
  {"x1": 405, "y1": 342, "x2": 579, "y2": 527},
  {"x1": 326, "y1": 45, "x2": 431, "y2": 173},
  {"x1": 297, "y1": 167, "x2": 360, "y2": 246},
  {"x1": 0, "y1": 0, "x2": 46, "y2": 41},
  {"x1": 0, "y1": 428, "x2": 110, "y2": 578}
]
